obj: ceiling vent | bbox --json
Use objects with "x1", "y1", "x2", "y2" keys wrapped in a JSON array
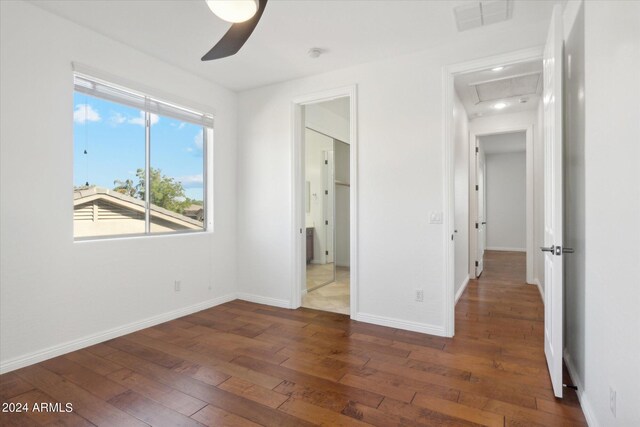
[
  {"x1": 454, "y1": 0, "x2": 513, "y2": 32},
  {"x1": 471, "y1": 73, "x2": 541, "y2": 103}
]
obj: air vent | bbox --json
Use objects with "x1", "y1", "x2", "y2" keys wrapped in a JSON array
[
  {"x1": 454, "y1": 0, "x2": 512, "y2": 32},
  {"x1": 473, "y1": 73, "x2": 541, "y2": 103}
]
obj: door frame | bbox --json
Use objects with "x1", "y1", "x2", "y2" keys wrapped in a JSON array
[
  {"x1": 473, "y1": 142, "x2": 487, "y2": 278},
  {"x1": 291, "y1": 85, "x2": 358, "y2": 316},
  {"x1": 443, "y1": 47, "x2": 542, "y2": 336},
  {"x1": 469, "y1": 126, "x2": 535, "y2": 283}
]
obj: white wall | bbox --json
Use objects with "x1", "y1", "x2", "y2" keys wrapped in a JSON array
[
  {"x1": 453, "y1": 94, "x2": 469, "y2": 299},
  {"x1": 484, "y1": 151, "x2": 526, "y2": 251},
  {"x1": 563, "y1": 1, "x2": 640, "y2": 426},
  {"x1": 237, "y1": 19, "x2": 550, "y2": 332},
  {"x1": 0, "y1": 1, "x2": 238, "y2": 371}
]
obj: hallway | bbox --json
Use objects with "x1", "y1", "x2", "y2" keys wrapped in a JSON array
[{"x1": 477, "y1": 250, "x2": 527, "y2": 285}]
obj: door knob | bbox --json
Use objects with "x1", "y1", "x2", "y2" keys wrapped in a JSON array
[{"x1": 540, "y1": 245, "x2": 555, "y2": 253}]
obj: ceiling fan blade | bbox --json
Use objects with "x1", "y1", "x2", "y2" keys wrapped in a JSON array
[{"x1": 201, "y1": 0, "x2": 268, "y2": 61}]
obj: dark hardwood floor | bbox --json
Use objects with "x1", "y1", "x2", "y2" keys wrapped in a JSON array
[{"x1": 1, "y1": 250, "x2": 586, "y2": 426}]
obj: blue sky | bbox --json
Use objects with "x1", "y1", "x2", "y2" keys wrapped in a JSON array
[{"x1": 73, "y1": 93, "x2": 204, "y2": 201}]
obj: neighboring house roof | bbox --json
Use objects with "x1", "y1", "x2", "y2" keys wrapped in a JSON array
[
  {"x1": 73, "y1": 186, "x2": 203, "y2": 229},
  {"x1": 183, "y1": 204, "x2": 204, "y2": 221}
]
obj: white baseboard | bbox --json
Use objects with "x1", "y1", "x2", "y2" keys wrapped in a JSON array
[
  {"x1": 354, "y1": 312, "x2": 446, "y2": 337},
  {"x1": 486, "y1": 246, "x2": 526, "y2": 252},
  {"x1": 236, "y1": 292, "x2": 291, "y2": 309},
  {"x1": 533, "y1": 278, "x2": 544, "y2": 301},
  {"x1": 455, "y1": 275, "x2": 470, "y2": 304},
  {"x1": 564, "y1": 349, "x2": 598, "y2": 427},
  {"x1": 0, "y1": 293, "x2": 237, "y2": 374}
]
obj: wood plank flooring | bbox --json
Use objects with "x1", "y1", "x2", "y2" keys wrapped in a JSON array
[{"x1": 1, "y1": 251, "x2": 586, "y2": 426}]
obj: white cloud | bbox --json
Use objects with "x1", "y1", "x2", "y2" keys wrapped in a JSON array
[
  {"x1": 109, "y1": 112, "x2": 127, "y2": 126},
  {"x1": 178, "y1": 122, "x2": 186, "y2": 130},
  {"x1": 177, "y1": 174, "x2": 203, "y2": 188},
  {"x1": 73, "y1": 104, "x2": 101, "y2": 124},
  {"x1": 128, "y1": 111, "x2": 159, "y2": 126},
  {"x1": 194, "y1": 129, "x2": 203, "y2": 151}
]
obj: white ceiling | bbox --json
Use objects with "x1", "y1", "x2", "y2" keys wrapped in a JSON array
[
  {"x1": 30, "y1": 0, "x2": 560, "y2": 92},
  {"x1": 316, "y1": 97, "x2": 350, "y2": 120},
  {"x1": 479, "y1": 131, "x2": 526, "y2": 154},
  {"x1": 454, "y1": 58, "x2": 542, "y2": 119}
]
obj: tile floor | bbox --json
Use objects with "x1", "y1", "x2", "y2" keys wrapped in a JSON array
[
  {"x1": 302, "y1": 266, "x2": 350, "y2": 315},
  {"x1": 305, "y1": 262, "x2": 335, "y2": 291}
]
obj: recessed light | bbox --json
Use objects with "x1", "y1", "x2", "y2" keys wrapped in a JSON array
[
  {"x1": 493, "y1": 102, "x2": 507, "y2": 110},
  {"x1": 491, "y1": 66, "x2": 504, "y2": 71}
]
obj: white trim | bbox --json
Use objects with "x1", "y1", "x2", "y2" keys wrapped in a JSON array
[
  {"x1": 355, "y1": 313, "x2": 446, "y2": 337},
  {"x1": 486, "y1": 246, "x2": 526, "y2": 252},
  {"x1": 442, "y1": 66, "x2": 456, "y2": 337},
  {"x1": 236, "y1": 293, "x2": 291, "y2": 309},
  {"x1": 291, "y1": 85, "x2": 358, "y2": 317},
  {"x1": 443, "y1": 46, "x2": 544, "y2": 338},
  {"x1": 0, "y1": 293, "x2": 236, "y2": 374},
  {"x1": 468, "y1": 131, "x2": 478, "y2": 282},
  {"x1": 564, "y1": 349, "x2": 599, "y2": 427},
  {"x1": 534, "y1": 278, "x2": 544, "y2": 300},
  {"x1": 455, "y1": 275, "x2": 470, "y2": 304},
  {"x1": 525, "y1": 123, "x2": 535, "y2": 284}
]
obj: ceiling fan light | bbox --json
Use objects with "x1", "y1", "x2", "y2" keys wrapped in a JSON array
[{"x1": 206, "y1": 0, "x2": 258, "y2": 23}]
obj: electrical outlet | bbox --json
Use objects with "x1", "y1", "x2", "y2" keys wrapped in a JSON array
[
  {"x1": 174, "y1": 280, "x2": 181, "y2": 292},
  {"x1": 415, "y1": 289, "x2": 424, "y2": 302},
  {"x1": 609, "y1": 387, "x2": 616, "y2": 417}
]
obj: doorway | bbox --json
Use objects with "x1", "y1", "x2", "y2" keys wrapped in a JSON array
[
  {"x1": 302, "y1": 127, "x2": 350, "y2": 314},
  {"x1": 474, "y1": 131, "x2": 529, "y2": 281},
  {"x1": 446, "y1": 6, "x2": 567, "y2": 398},
  {"x1": 291, "y1": 87, "x2": 357, "y2": 316},
  {"x1": 444, "y1": 47, "x2": 543, "y2": 336}
]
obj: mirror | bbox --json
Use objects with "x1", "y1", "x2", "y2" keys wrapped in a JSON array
[{"x1": 304, "y1": 128, "x2": 335, "y2": 290}]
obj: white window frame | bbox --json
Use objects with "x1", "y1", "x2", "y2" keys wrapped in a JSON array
[{"x1": 72, "y1": 71, "x2": 214, "y2": 241}]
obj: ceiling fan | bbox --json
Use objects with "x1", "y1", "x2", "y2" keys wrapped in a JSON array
[{"x1": 202, "y1": 0, "x2": 268, "y2": 61}]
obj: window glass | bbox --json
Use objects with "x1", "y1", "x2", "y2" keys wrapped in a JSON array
[
  {"x1": 73, "y1": 92, "x2": 145, "y2": 237},
  {"x1": 72, "y1": 74, "x2": 212, "y2": 239},
  {"x1": 149, "y1": 117, "x2": 205, "y2": 233}
]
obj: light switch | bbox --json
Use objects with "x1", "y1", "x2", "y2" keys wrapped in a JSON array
[{"x1": 429, "y1": 211, "x2": 443, "y2": 224}]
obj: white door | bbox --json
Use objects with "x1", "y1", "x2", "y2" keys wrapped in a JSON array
[
  {"x1": 476, "y1": 145, "x2": 486, "y2": 277},
  {"x1": 542, "y1": 5, "x2": 564, "y2": 398}
]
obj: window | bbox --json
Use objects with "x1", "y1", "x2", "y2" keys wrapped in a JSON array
[{"x1": 73, "y1": 73, "x2": 213, "y2": 239}]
